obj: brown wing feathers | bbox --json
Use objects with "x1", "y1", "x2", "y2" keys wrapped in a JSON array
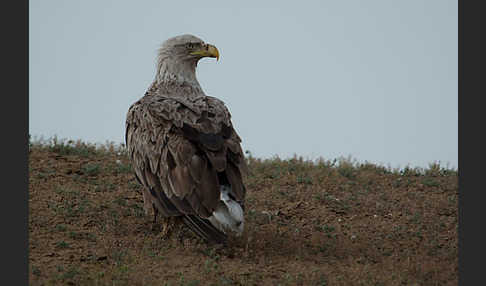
[{"x1": 125, "y1": 93, "x2": 246, "y2": 243}]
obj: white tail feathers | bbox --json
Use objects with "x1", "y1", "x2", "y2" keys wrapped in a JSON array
[{"x1": 208, "y1": 185, "x2": 244, "y2": 236}]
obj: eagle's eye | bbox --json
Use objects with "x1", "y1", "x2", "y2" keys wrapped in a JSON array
[{"x1": 186, "y1": 42, "x2": 198, "y2": 49}]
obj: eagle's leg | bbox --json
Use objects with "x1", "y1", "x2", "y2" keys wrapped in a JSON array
[
  {"x1": 176, "y1": 218, "x2": 192, "y2": 242},
  {"x1": 142, "y1": 189, "x2": 152, "y2": 215},
  {"x1": 151, "y1": 204, "x2": 159, "y2": 231},
  {"x1": 160, "y1": 216, "x2": 182, "y2": 239}
]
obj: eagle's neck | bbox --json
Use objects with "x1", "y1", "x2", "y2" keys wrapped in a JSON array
[{"x1": 155, "y1": 56, "x2": 203, "y2": 94}]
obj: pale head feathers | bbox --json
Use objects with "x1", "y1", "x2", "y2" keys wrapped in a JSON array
[{"x1": 155, "y1": 34, "x2": 207, "y2": 86}]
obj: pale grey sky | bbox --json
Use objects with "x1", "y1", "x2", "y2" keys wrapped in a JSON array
[{"x1": 29, "y1": 0, "x2": 457, "y2": 169}]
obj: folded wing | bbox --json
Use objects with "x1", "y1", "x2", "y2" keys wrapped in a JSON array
[{"x1": 125, "y1": 92, "x2": 246, "y2": 243}]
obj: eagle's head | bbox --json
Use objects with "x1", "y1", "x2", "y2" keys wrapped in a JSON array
[
  {"x1": 155, "y1": 34, "x2": 219, "y2": 86},
  {"x1": 160, "y1": 34, "x2": 219, "y2": 61}
]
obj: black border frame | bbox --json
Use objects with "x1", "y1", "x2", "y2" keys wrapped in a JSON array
[
  {"x1": 7, "y1": 0, "x2": 471, "y2": 284},
  {"x1": 2, "y1": 0, "x2": 29, "y2": 285},
  {"x1": 458, "y1": 0, "x2": 483, "y2": 284}
]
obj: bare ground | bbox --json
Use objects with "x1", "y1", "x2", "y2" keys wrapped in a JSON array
[{"x1": 28, "y1": 141, "x2": 458, "y2": 285}]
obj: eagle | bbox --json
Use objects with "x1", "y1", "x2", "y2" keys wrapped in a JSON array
[{"x1": 125, "y1": 35, "x2": 247, "y2": 244}]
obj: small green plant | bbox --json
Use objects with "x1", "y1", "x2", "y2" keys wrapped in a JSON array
[
  {"x1": 47, "y1": 137, "x2": 99, "y2": 157},
  {"x1": 112, "y1": 249, "x2": 127, "y2": 266},
  {"x1": 130, "y1": 203, "x2": 145, "y2": 217},
  {"x1": 55, "y1": 224, "x2": 67, "y2": 232},
  {"x1": 319, "y1": 224, "x2": 337, "y2": 239},
  {"x1": 86, "y1": 232, "x2": 97, "y2": 242},
  {"x1": 36, "y1": 172, "x2": 48, "y2": 180},
  {"x1": 95, "y1": 182, "x2": 116, "y2": 192},
  {"x1": 186, "y1": 280, "x2": 201, "y2": 286},
  {"x1": 400, "y1": 166, "x2": 423, "y2": 176},
  {"x1": 422, "y1": 178, "x2": 439, "y2": 187},
  {"x1": 56, "y1": 241, "x2": 70, "y2": 249},
  {"x1": 297, "y1": 175, "x2": 313, "y2": 185},
  {"x1": 82, "y1": 163, "x2": 101, "y2": 176},
  {"x1": 60, "y1": 267, "x2": 79, "y2": 280},
  {"x1": 128, "y1": 180, "x2": 142, "y2": 191},
  {"x1": 201, "y1": 246, "x2": 221, "y2": 261},
  {"x1": 411, "y1": 212, "x2": 422, "y2": 224},
  {"x1": 317, "y1": 274, "x2": 328, "y2": 286},
  {"x1": 69, "y1": 231, "x2": 79, "y2": 239},
  {"x1": 32, "y1": 265, "x2": 41, "y2": 276},
  {"x1": 338, "y1": 166, "x2": 355, "y2": 179},
  {"x1": 78, "y1": 198, "x2": 90, "y2": 214},
  {"x1": 116, "y1": 162, "x2": 132, "y2": 174},
  {"x1": 425, "y1": 162, "x2": 443, "y2": 176},
  {"x1": 114, "y1": 197, "x2": 127, "y2": 206},
  {"x1": 178, "y1": 272, "x2": 186, "y2": 285},
  {"x1": 204, "y1": 258, "x2": 218, "y2": 274},
  {"x1": 219, "y1": 276, "x2": 235, "y2": 285}
]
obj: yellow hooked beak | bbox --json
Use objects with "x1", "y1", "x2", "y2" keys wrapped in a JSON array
[{"x1": 190, "y1": 44, "x2": 220, "y2": 61}]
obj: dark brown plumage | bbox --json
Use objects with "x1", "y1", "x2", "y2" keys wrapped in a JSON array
[{"x1": 125, "y1": 35, "x2": 247, "y2": 244}]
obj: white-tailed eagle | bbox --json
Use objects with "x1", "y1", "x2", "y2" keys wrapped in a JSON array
[{"x1": 125, "y1": 35, "x2": 247, "y2": 244}]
